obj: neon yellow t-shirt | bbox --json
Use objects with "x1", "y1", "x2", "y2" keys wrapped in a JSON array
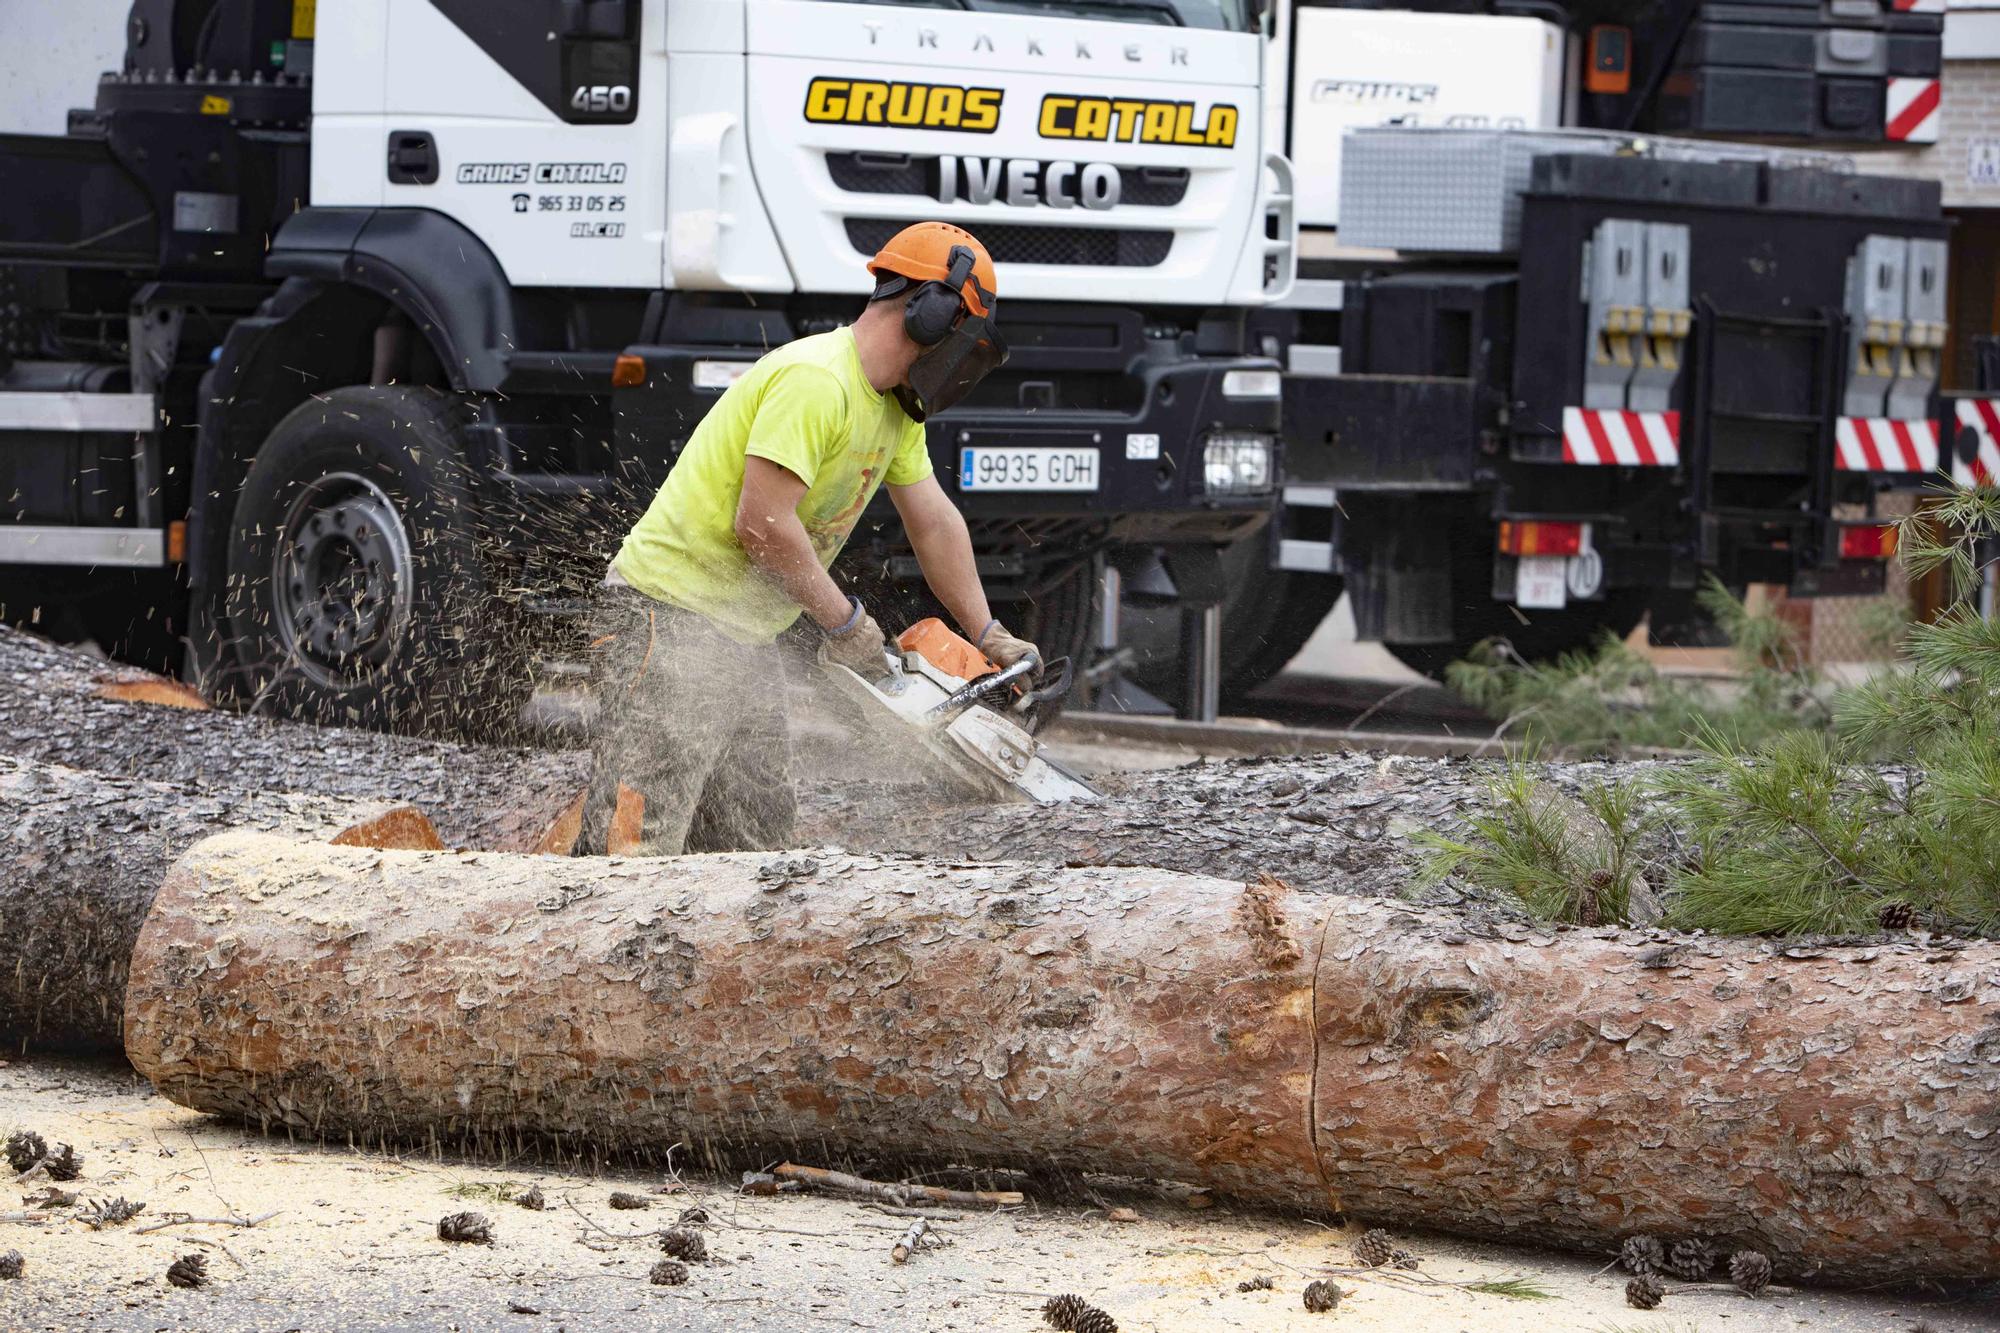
[{"x1": 613, "y1": 328, "x2": 933, "y2": 642}]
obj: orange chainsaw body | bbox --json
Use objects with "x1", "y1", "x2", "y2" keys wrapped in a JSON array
[{"x1": 896, "y1": 618, "x2": 997, "y2": 683}]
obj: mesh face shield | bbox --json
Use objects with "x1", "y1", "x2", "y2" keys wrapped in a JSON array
[{"x1": 896, "y1": 310, "x2": 1007, "y2": 423}]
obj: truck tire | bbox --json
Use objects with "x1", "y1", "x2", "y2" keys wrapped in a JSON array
[
  {"x1": 1122, "y1": 539, "x2": 1344, "y2": 705},
  {"x1": 222, "y1": 385, "x2": 530, "y2": 735},
  {"x1": 1015, "y1": 557, "x2": 1097, "y2": 672},
  {"x1": 1383, "y1": 592, "x2": 1648, "y2": 680}
]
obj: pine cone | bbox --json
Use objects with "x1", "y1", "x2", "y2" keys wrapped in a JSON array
[
  {"x1": 1071, "y1": 1307, "x2": 1117, "y2": 1333},
  {"x1": 166, "y1": 1253, "x2": 209, "y2": 1289},
  {"x1": 1354, "y1": 1228, "x2": 1397, "y2": 1267},
  {"x1": 676, "y1": 1206, "x2": 710, "y2": 1228},
  {"x1": 1625, "y1": 1274, "x2": 1665, "y2": 1310},
  {"x1": 1729, "y1": 1249, "x2": 1773, "y2": 1295},
  {"x1": 0, "y1": 1249, "x2": 22, "y2": 1280},
  {"x1": 437, "y1": 1211, "x2": 493, "y2": 1244},
  {"x1": 1391, "y1": 1248, "x2": 1421, "y2": 1270},
  {"x1": 1578, "y1": 869, "x2": 1612, "y2": 927},
  {"x1": 1042, "y1": 1294, "x2": 1088, "y2": 1329},
  {"x1": 608, "y1": 1191, "x2": 650, "y2": 1210},
  {"x1": 659, "y1": 1227, "x2": 707, "y2": 1262},
  {"x1": 1236, "y1": 1275, "x2": 1274, "y2": 1292},
  {"x1": 515, "y1": 1185, "x2": 546, "y2": 1211},
  {"x1": 649, "y1": 1259, "x2": 689, "y2": 1286},
  {"x1": 44, "y1": 1143, "x2": 82, "y2": 1182},
  {"x1": 3, "y1": 1130, "x2": 45, "y2": 1173},
  {"x1": 1620, "y1": 1233, "x2": 1665, "y2": 1275},
  {"x1": 1303, "y1": 1279, "x2": 1342, "y2": 1313},
  {"x1": 1667, "y1": 1236, "x2": 1715, "y2": 1281},
  {"x1": 1878, "y1": 900, "x2": 1917, "y2": 931},
  {"x1": 81, "y1": 1196, "x2": 145, "y2": 1228}
]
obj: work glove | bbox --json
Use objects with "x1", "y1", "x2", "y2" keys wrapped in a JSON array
[
  {"x1": 979, "y1": 621, "x2": 1042, "y2": 674},
  {"x1": 818, "y1": 604, "x2": 893, "y2": 680}
]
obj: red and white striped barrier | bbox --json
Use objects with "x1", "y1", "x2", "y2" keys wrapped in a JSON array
[
  {"x1": 1887, "y1": 77, "x2": 1941, "y2": 144},
  {"x1": 1891, "y1": 0, "x2": 1945, "y2": 13},
  {"x1": 1951, "y1": 398, "x2": 2000, "y2": 488},
  {"x1": 1835, "y1": 416, "x2": 1939, "y2": 474},
  {"x1": 1560, "y1": 408, "x2": 1680, "y2": 466}
]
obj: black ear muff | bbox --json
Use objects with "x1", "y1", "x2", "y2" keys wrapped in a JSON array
[
  {"x1": 902, "y1": 283, "x2": 960, "y2": 346},
  {"x1": 902, "y1": 245, "x2": 978, "y2": 346}
]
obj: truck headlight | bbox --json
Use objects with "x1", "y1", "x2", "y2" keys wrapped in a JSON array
[
  {"x1": 1203, "y1": 433, "x2": 1275, "y2": 496},
  {"x1": 1221, "y1": 368, "x2": 1282, "y2": 400}
]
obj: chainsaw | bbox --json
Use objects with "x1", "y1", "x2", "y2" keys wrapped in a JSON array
[{"x1": 818, "y1": 618, "x2": 1099, "y2": 804}]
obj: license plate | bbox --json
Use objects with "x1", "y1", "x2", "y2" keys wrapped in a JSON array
[
  {"x1": 958, "y1": 446, "x2": 1100, "y2": 493},
  {"x1": 1515, "y1": 556, "x2": 1568, "y2": 609}
]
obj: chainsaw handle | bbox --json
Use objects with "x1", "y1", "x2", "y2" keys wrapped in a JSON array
[
  {"x1": 924, "y1": 656, "x2": 1039, "y2": 720},
  {"x1": 1013, "y1": 656, "x2": 1074, "y2": 733}
]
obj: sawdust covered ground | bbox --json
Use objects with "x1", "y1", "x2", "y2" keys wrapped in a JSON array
[{"x1": 4, "y1": 1057, "x2": 1990, "y2": 1333}]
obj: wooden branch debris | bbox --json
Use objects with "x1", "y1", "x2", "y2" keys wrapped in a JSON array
[
  {"x1": 773, "y1": 1163, "x2": 1023, "y2": 1210},
  {"x1": 134, "y1": 1210, "x2": 281, "y2": 1235},
  {"x1": 124, "y1": 833, "x2": 2000, "y2": 1281},
  {"x1": 890, "y1": 1218, "x2": 938, "y2": 1264}
]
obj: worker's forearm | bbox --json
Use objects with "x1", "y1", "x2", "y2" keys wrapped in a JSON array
[
  {"x1": 909, "y1": 513, "x2": 994, "y2": 640},
  {"x1": 742, "y1": 524, "x2": 853, "y2": 630}
]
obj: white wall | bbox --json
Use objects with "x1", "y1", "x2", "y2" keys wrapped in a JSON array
[
  {"x1": 1851, "y1": 57, "x2": 2000, "y2": 208},
  {"x1": 0, "y1": 0, "x2": 131, "y2": 134}
]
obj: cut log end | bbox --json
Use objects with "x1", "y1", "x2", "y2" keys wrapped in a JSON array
[
  {"x1": 328, "y1": 806, "x2": 445, "y2": 853},
  {"x1": 607, "y1": 783, "x2": 644, "y2": 856},
  {"x1": 92, "y1": 678, "x2": 210, "y2": 711},
  {"x1": 532, "y1": 791, "x2": 588, "y2": 856}
]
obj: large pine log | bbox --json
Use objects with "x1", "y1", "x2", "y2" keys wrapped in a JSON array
[
  {"x1": 127, "y1": 834, "x2": 2000, "y2": 1280},
  {"x1": 0, "y1": 626, "x2": 587, "y2": 851},
  {"x1": 0, "y1": 756, "x2": 439, "y2": 1050}
]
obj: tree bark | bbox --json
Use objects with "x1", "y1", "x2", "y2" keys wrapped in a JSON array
[
  {"x1": 0, "y1": 756, "x2": 439, "y2": 1050},
  {"x1": 126, "y1": 834, "x2": 2000, "y2": 1280},
  {"x1": 795, "y1": 750, "x2": 1484, "y2": 896},
  {"x1": 0, "y1": 626, "x2": 588, "y2": 851}
]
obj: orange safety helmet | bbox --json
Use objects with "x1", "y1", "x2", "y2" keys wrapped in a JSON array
[{"x1": 867, "y1": 221, "x2": 998, "y2": 318}]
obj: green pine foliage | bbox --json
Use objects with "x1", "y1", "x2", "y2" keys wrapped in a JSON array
[
  {"x1": 1658, "y1": 725, "x2": 1997, "y2": 936},
  {"x1": 1417, "y1": 760, "x2": 1648, "y2": 927},
  {"x1": 1444, "y1": 578, "x2": 1825, "y2": 755},
  {"x1": 1431, "y1": 482, "x2": 2000, "y2": 937}
]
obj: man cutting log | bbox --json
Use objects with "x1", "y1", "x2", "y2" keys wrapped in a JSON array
[{"x1": 580, "y1": 222, "x2": 1040, "y2": 855}]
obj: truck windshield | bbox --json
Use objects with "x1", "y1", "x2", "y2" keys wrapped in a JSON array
[{"x1": 829, "y1": 0, "x2": 1257, "y2": 33}]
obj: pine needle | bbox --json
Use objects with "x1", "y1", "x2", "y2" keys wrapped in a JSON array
[
  {"x1": 1460, "y1": 1277, "x2": 1554, "y2": 1299},
  {"x1": 441, "y1": 1181, "x2": 520, "y2": 1203}
]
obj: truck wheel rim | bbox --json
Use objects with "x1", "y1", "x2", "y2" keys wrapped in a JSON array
[{"x1": 272, "y1": 472, "x2": 416, "y2": 689}]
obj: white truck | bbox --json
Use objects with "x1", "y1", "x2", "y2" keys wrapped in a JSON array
[
  {"x1": 0, "y1": 0, "x2": 1294, "y2": 727},
  {"x1": 1129, "y1": 0, "x2": 1967, "y2": 699}
]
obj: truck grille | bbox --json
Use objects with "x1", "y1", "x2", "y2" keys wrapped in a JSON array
[
  {"x1": 844, "y1": 219, "x2": 1172, "y2": 268},
  {"x1": 827, "y1": 153, "x2": 1190, "y2": 207},
  {"x1": 827, "y1": 152, "x2": 929, "y2": 196}
]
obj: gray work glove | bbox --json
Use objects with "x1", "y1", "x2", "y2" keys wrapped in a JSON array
[
  {"x1": 979, "y1": 622, "x2": 1042, "y2": 673},
  {"x1": 818, "y1": 605, "x2": 893, "y2": 680}
]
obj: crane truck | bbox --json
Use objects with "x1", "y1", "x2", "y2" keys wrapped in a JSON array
[
  {"x1": 0, "y1": 0, "x2": 1294, "y2": 730},
  {"x1": 1128, "y1": 0, "x2": 1992, "y2": 696}
]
